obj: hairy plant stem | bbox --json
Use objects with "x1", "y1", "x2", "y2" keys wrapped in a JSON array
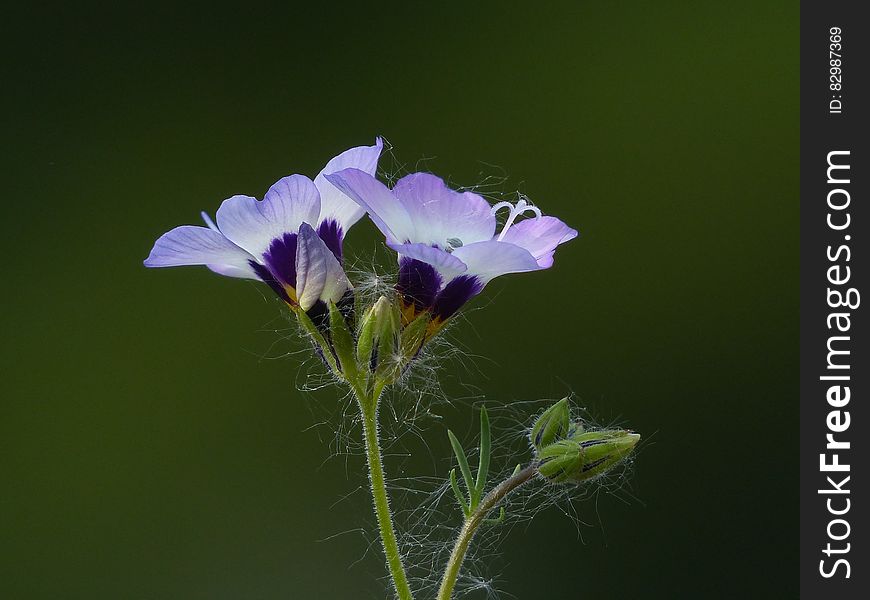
[
  {"x1": 354, "y1": 383, "x2": 414, "y2": 600},
  {"x1": 437, "y1": 465, "x2": 538, "y2": 600}
]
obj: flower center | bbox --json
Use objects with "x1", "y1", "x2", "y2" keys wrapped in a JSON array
[{"x1": 491, "y1": 198, "x2": 542, "y2": 241}]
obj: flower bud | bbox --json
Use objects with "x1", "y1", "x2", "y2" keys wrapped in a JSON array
[
  {"x1": 536, "y1": 429, "x2": 639, "y2": 483},
  {"x1": 530, "y1": 398, "x2": 570, "y2": 450},
  {"x1": 356, "y1": 296, "x2": 397, "y2": 370},
  {"x1": 536, "y1": 440, "x2": 583, "y2": 482}
]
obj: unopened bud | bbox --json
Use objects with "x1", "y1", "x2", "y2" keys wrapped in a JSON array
[
  {"x1": 356, "y1": 296, "x2": 396, "y2": 369},
  {"x1": 536, "y1": 429, "x2": 639, "y2": 483},
  {"x1": 530, "y1": 398, "x2": 570, "y2": 449},
  {"x1": 536, "y1": 440, "x2": 583, "y2": 482}
]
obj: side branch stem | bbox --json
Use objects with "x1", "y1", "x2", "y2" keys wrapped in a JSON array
[
  {"x1": 436, "y1": 465, "x2": 538, "y2": 600},
  {"x1": 357, "y1": 387, "x2": 414, "y2": 600}
]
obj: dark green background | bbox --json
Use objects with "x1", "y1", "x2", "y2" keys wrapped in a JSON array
[{"x1": 1, "y1": 1, "x2": 797, "y2": 598}]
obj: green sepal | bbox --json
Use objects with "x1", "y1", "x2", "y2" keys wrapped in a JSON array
[
  {"x1": 400, "y1": 313, "x2": 428, "y2": 355},
  {"x1": 375, "y1": 324, "x2": 396, "y2": 376},
  {"x1": 294, "y1": 307, "x2": 340, "y2": 375},
  {"x1": 530, "y1": 398, "x2": 570, "y2": 449},
  {"x1": 379, "y1": 312, "x2": 428, "y2": 383},
  {"x1": 328, "y1": 301, "x2": 358, "y2": 381},
  {"x1": 355, "y1": 306, "x2": 377, "y2": 369},
  {"x1": 568, "y1": 430, "x2": 639, "y2": 482},
  {"x1": 536, "y1": 439, "x2": 583, "y2": 483},
  {"x1": 373, "y1": 297, "x2": 400, "y2": 378}
]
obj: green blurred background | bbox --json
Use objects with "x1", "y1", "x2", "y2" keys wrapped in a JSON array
[{"x1": 1, "y1": 1, "x2": 797, "y2": 598}]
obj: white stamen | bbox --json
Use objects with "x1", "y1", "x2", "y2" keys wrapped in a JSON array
[{"x1": 492, "y1": 198, "x2": 542, "y2": 241}]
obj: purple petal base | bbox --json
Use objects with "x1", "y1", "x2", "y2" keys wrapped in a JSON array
[
  {"x1": 397, "y1": 257, "x2": 442, "y2": 312},
  {"x1": 396, "y1": 257, "x2": 482, "y2": 321},
  {"x1": 317, "y1": 219, "x2": 344, "y2": 261},
  {"x1": 432, "y1": 275, "x2": 483, "y2": 320},
  {"x1": 263, "y1": 233, "x2": 298, "y2": 287},
  {"x1": 249, "y1": 232, "x2": 300, "y2": 304},
  {"x1": 250, "y1": 261, "x2": 291, "y2": 303}
]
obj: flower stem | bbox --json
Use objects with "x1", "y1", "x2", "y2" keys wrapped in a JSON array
[
  {"x1": 356, "y1": 385, "x2": 414, "y2": 600},
  {"x1": 437, "y1": 465, "x2": 537, "y2": 600}
]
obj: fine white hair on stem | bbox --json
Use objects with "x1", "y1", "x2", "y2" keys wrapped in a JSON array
[
  {"x1": 243, "y1": 297, "x2": 641, "y2": 595},
  {"x1": 370, "y1": 397, "x2": 642, "y2": 599}
]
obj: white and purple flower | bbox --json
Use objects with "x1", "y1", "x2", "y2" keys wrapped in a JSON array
[
  {"x1": 325, "y1": 169, "x2": 577, "y2": 325},
  {"x1": 144, "y1": 139, "x2": 383, "y2": 314}
]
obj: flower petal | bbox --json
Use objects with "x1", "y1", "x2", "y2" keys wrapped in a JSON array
[
  {"x1": 295, "y1": 223, "x2": 351, "y2": 311},
  {"x1": 432, "y1": 275, "x2": 484, "y2": 320},
  {"x1": 325, "y1": 169, "x2": 414, "y2": 245},
  {"x1": 392, "y1": 173, "x2": 496, "y2": 246},
  {"x1": 215, "y1": 174, "x2": 320, "y2": 258},
  {"x1": 397, "y1": 257, "x2": 443, "y2": 312},
  {"x1": 316, "y1": 219, "x2": 344, "y2": 262},
  {"x1": 262, "y1": 233, "x2": 298, "y2": 287},
  {"x1": 144, "y1": 225, "x2": 258, "y2": 279},
  {"x1": 207, "y1": 264, "x2": 260, "y2": 278},
  {"x1": 498, "y1": 216, "x2": 578, "y2": 267},
  {"x1": 314, "y1": 138, "x2": 383, "y2": 232},
  {"x1": 450, "y1": 240, "x2": 541, "y2": 284},
  {"x1": 388, "y1": 242, "x2": 467, "y2": 281}
]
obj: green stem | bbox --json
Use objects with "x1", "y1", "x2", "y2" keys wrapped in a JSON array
[
  {"x1": 356, "y1": 386, "x2": 414, "y2": 600},
  {"x1": 437, "y1": 465, "x2": 537, "y2": 600}
]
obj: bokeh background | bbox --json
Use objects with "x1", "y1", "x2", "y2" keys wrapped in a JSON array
[{"x1": 1, "y1": 1, "x2": 797, "y2": 598}]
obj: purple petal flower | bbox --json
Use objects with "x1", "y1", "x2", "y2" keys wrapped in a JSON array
[
  {"x1": 295, "y1": 223, "x2": 351, "y2": 311},
  {"x1": 326, "y1": 169, "x2": 577, "y2": 321},
  {"x1": 144, "y1": 139, "x2": 381, "y2": 310},
  {"x1": 143, "y1": 225, "x2": 260, "y2": 279},
  {"x1": 496, "y1": 214, "x2": 577, "y2": 269},
  {"x1": 314, "y1": 138, "x2": 384, "y2": 243}
]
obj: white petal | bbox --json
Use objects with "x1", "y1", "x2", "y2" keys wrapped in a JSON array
[
  {"x1": 392, "y1": 173, "x2": 496, "y2": 246},
  {"x1": 324, "y1": 169, "x2": 414, "y2": 245},
  {"x1": 314, "y1": 138, "x2": 383, "y2": 232},
  {"x1": 450, "y1": 240, "x2": 541, "y2": 284},
  {"x1": 144, "y1": 225, "x2": 259, "y2": 279},
  {"x1": 295, "y1": 223, "x2": 351, "y2": 311},
  {"x1": 215, "y1": 175, "x2": 320, "y2": 258}
]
